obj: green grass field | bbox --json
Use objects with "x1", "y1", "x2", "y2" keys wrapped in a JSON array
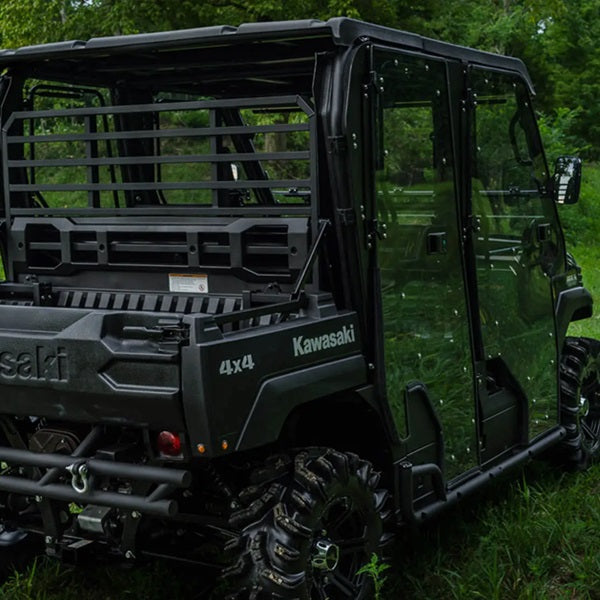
[{"x1": 2, "y1": 166, "x2": 600, "y2": 599}]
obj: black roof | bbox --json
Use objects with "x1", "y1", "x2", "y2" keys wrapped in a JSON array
[{"x1": 0, "y1": 17, "x2": 533, "y2": 90}]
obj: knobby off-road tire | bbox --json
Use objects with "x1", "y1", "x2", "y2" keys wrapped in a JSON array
[
  {"x1": 560, "y1": 336, "x2": 600, "y2": 469},
  {"x1": 0, "y1": 527, "x2": 40, "y2": 581},
  {"x1": 222, "y1": 448, "x2": 392, "y2": 599}
]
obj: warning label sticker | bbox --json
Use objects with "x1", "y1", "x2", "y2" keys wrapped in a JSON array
[{"x1": 169, "y1": 273, "x2": 209, "y2": 294}]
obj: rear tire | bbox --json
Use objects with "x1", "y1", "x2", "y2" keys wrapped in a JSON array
[
  {"x1": 559, "y1": 336, "x2": 600, "y2": 469},
  {"x1": 0, "y1": 527, "x2": 40, "y2": 581},
  {"x1": 222, "y1": 448, "x2": 391, "y2": 599}
]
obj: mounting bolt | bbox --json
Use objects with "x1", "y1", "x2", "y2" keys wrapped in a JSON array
[
  {"x1": 45, "y1": 536, "x2": 53, "y2": 545},
  {"x1": 131, "y1": 511, "x2": 141, "y2": 520},
  {"x1": 125, "y1": 550, "x2": 135, "y2": 560},
  {"x1": 35, "y1": 495, "x2": 42, "y2": 503}
]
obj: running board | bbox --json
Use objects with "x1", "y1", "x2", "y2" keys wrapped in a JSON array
[{"x1": 397, "y1": 425, "x2": 566, "y2": 524}]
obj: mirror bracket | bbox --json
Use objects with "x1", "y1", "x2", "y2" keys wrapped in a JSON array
[{"x1": 553, "y1": 156, "x2": 581, "y2": 204}]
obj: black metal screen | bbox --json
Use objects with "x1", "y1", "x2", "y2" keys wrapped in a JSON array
[{"x1": 2, "y1": 94, "x2": 316, "y2": 219}]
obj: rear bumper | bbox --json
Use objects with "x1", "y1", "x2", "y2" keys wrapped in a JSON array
[{"x1": 0, "y1": 434, "x2": 190, "y2": 517}]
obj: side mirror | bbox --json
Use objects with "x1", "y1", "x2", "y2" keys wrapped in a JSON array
[{"x1": 553, "y1": 156, "x2": 582, "y2": 204}]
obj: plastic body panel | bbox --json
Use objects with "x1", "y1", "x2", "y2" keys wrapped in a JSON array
[
  {"x1": 0, "y1": 305, "x2": 183, "y2": 428},
  {"x1": 181, "y1": 311, "x2": 364, "y2": 456}
]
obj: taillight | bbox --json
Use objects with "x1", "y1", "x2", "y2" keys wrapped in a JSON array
[{"x1": 157, "y1": 431, "x2": 182, "y2": 457}]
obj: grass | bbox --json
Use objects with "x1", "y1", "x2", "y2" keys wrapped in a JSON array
[
  {"x1": 0, "y1": 560, "x2": 206, "y2": 599},
  {"x1": 3, "y1": 165, "x2": 600, "y2": 598},
  {"x1": 388, "y1": 462, "x2": 600, "y2": 599}
]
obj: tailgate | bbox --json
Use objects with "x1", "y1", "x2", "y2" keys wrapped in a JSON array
[{"x1": 0, "y1": 305, "x2": 185, "y2": 429}]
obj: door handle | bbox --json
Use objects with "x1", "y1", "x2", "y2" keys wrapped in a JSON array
[{"x1": 426, "y1": 231, "x2": 448, "y2": 254}]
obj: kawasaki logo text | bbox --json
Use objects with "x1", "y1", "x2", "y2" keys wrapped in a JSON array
[
  {"x1": 0, "y1": 346, "x2": 68, "y2": 382},
  {"x1": 293, "y1": 325, "x2": 355, "y2": 357}
]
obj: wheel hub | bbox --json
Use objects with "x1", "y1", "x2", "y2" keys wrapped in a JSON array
[
  {"x1": 580, "y1": 394, "x2": 590, "y2": 418},
  {"x1": 311, "y1": 538, "x2": 340, "y2": 572}
]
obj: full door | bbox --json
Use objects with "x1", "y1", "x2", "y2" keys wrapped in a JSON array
[
  {"x1": 374, "y1": 50, "x2": 476, "y2": 480},
  {"x1": 469, "y1": 68, "x2": 563, "y2": 442}
]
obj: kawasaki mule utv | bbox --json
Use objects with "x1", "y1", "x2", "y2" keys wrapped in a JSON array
[{"x1": 0, "y1": 16, "x2": 594, "y2": 599}]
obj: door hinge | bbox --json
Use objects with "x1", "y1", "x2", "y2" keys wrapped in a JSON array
[
  {"x1": 336, "y1": 207, "x2": 356, "y2": 226},
  {"x1": 328, "y1": 135, "x2": 348, "y2": 155},
  {"x1": 464, "y1": 214, "x2": 481, "y2": 236},
  {"x1": 365, "y1": 218, "x2": 387, "y2": 250}
]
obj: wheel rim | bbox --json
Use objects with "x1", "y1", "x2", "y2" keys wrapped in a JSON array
[
  {"x1": 580, "y1": 362, "x2": 600, "y2": 455},
  {"x1": 309, "y1": 495, "x2": 370, "y2": 599}
]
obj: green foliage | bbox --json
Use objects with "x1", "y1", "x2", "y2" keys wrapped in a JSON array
[
  {"x1": 357, "y1": 553, "x2": 390, "y2": 600},
  {"x1": 557, "y1": 162, "x2": 600, "y2": 249},
  {"x1": 537, "y1": 107, "x2": 589, "y2": 165},
  {"x1": 0, "y1": 0, "x2": 597, "y2": 157}
]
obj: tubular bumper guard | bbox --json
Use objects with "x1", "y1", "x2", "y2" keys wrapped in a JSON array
[{"x1": 0, "y1": 445, "x2": 191, "y2": 518}]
